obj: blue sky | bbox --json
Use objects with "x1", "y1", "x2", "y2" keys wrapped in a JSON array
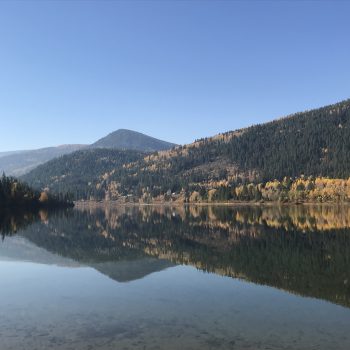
[{"x1": 0, "y1": 1, "x2": 349, "y2": 151}]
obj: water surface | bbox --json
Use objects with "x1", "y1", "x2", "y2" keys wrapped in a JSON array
[{"x1": 0, "y1": 205, "x2": 349, "y2": 349}]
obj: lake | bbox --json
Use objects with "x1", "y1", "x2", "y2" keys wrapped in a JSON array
[{"x1": 0, "y1": 204, "x2": 350, "y2": 349}]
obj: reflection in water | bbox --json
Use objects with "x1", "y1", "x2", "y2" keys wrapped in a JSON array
[
  {"x1": 1, "y1": 204, "x2": 350, "y2": 306},
  {"x1": 0, "y1": 204, "x2": 350, "y2": 349},
  {"x1": 0, "y1": 208, "x2": 43, "y2": 237}
]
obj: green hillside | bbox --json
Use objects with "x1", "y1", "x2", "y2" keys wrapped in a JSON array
[
  {"x1": 22, "y1": 148, "x2": 144, "y2": 200},
  {"x1": 103, "y1": 99, "x2": 350, "y2": 199}
]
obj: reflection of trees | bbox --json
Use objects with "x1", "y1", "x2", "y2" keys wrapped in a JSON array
[
  {"x1": 19, "y1": 209, "x2": 147, "y2": 263},
  {"x1": 3, "y1": 204, "x2": 350, "y2": 308},
  {"x1": 73, "y1": 205, "x2": 350, "y2": 307},
  {"x1": 0, "y1": 209, "x2": 46, "y2": 238}
]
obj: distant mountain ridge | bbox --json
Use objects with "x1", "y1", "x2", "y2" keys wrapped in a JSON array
[
  {"x1": 0, "y1": 145, "x2": 87, "y2": 176},
  {"x1": 0, "y1": 151, "x2": 24, "y2": 159},
  {"x1": 0, "y1": 129, "x2": 176, "y2": 176}
]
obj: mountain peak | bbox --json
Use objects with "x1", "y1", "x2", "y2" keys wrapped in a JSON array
[{"x1": 90, "y1": 129, "x2": 176, "y2": 152}]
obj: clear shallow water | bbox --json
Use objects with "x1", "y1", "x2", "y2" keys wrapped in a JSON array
[{"x1": 0, "y1": 205, "x2": 350, "y2": 349}]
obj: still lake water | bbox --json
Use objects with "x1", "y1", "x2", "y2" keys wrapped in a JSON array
[{"x1": 0, "y1": 204, "x2": 350, "y2": 349}]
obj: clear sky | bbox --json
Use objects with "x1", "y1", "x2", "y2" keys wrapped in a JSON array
[{"x1": 0, "y1": 0, "x2": 349, "y2": 151}]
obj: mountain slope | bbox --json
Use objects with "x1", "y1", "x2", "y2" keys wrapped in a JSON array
[
  {"x1": 21, "y1": 148, "x2": 144, "y2": 199},
  {"x1": 91, "y1": 129, "x2": 176, "y2": 151},
  {"x1": 0, "y1": 145, "x2": 87, "y2": 176},
  {"x1": 0, "y1": 151, "x2": 24, "y2": 159}
]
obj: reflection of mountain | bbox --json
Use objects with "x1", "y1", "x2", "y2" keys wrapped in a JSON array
[
  {"x1": 1, "y1": 204, "x2": 350, "y2": 307},
  {"x1": 0, "y1": 210, "x2": 174, "y2": 282},
  {"x1": 0, "y1": 235, "x2": 79, "y2": 266},
  {"x1": 0, "y1": 229, "x2": 174, "y2": 283},
  {"x1": 91, "y1": 258, "x2": 173, "y2": 283}
]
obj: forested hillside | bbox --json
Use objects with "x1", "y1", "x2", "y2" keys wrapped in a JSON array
[
  {"x1": 22, "y1": 149, "x2": 144, "y2": 200},
  {"x1": 22, "y1": 99, "x2": 350, "y2": 202},
  {"x1": 103, "y1": 99, "x2": 350, "y2": 201},
  {"x1": 124, "y1": 98, "x2": 350, "y2": 186},
  {"x1": 224, "y1": 99, "x2": 350, "y2": 179}
]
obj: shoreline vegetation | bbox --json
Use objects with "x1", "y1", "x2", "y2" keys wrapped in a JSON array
[
  {"x1": 0, "y1": 174, "x2": 74, "y2": 210},
  {"x1": 75, "y1": 177, "x2": 350, "y2": 206}
]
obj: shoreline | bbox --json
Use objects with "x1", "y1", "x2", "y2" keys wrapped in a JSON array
[{"x1": 73, "y1": 200, "x2": 350, "y2": 208}]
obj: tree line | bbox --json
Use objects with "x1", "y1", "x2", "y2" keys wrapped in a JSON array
[{"x1": 0, "y1": 174, "x2": 73, "y2": 209}]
